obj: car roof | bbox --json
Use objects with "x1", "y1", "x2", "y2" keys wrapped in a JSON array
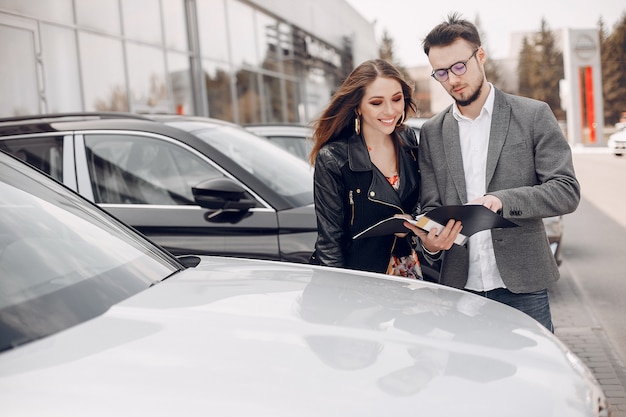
[
  {"x1": 245, "y1": 123, "x2": 313, "y2": 136},
  {"x1": 0, "y1": 112, "x2": 312, "y2": 210}
]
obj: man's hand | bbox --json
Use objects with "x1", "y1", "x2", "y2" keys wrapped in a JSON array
[
  {"x1": 469, "y1": 194, "x2": 503, "y2": 213},
  {"x1": 404, "y1": 219, "x2": 463, "y2": 253}
]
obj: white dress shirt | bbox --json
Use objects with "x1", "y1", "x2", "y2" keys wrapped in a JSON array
[{"x1": 452, "y1": 84, "x2": 505, "y2": 291}]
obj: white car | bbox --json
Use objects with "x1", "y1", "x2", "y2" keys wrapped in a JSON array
[
  {"x1": 0, "y1": 150, "x2": 608, "y2": 416},
  {"x1": 608, "y1": 126, "x2": 626, "y2": 156}
]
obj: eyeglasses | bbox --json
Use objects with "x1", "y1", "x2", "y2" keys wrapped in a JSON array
[{"x1": 430, "y1": 49, "x2": 479, "y2": 82}]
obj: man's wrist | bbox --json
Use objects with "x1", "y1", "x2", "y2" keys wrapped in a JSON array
[{"x1": 421, "y1": 242, "x2": 441, "y2": 256}]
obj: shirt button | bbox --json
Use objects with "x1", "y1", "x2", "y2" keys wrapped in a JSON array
[{"x1": 370, "y1": 191, "x2": 376, "y2": 197}]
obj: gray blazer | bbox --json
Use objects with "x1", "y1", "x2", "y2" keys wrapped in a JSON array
[{"x1": 419, "y1": 87, "x2": 580, "y2": 293}]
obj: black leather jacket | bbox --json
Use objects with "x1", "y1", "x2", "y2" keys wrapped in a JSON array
[{"x1": 312, "y1": 127, "x2": 420, "y2": 273}]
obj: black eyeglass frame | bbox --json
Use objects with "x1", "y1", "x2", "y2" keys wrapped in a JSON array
[{"x1": 430, "y1": 48, "x2": 480, "y2": 82}]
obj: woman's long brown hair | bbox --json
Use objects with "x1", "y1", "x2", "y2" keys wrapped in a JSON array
[{"x1": 308, "y1": 59, "x2": 417, "y2": 165}]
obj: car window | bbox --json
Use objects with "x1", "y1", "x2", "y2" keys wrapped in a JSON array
[
  {"x1": 265, "y1": 136, "x2": 311, "y2": 161},
  {"x1": 84, "y1": 134, "x2": 229, "y2": 205},
  {"x1": 169, "y1": 122, "x2": 313, "y2": 204},
  {"x1": 0, "y1": 135, "x2": 64, "y2": 182},
  {"x1": 0, "y1": 153, "x2": 180, "y2": 351}
]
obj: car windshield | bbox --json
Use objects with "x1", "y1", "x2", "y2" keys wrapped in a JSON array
[
  {"x1": 0, "y1": 152, "x2": 181, "y2": 352},
  {"x1": 167, "y1": 121, "x2": 314, "y2": 205}
]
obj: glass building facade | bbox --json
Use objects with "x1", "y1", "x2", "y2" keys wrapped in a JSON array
[{"x1": 0, "y1": 0, "x2": 367, "y2": 123}]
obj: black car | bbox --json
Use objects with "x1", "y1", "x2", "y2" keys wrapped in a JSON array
[{"x1": 0, "y1": 113, "x2": 316, "y2": 263}]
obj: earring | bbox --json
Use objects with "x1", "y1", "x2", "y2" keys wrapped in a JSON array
[
  {"x1": 396, "y1": 111, "x2": 406, "y2": 127},
  {"x1": 354, "y1": 115, "x2": 361, "y2": 135}
]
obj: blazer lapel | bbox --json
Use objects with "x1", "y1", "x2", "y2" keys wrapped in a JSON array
[
  {"x1": 442, "y1": 111, "x2": 467, "y2": 203},
  {"x1": 486, "y1": 89, "x2": 510, "y2": 188}
]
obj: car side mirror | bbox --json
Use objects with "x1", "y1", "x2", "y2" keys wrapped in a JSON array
[{"x1": 192, "y1": 178, "x2": 256, "y2": 223}]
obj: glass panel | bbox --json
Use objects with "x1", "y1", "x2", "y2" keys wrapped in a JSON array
[
  {"x1": 262, "y1": 74, "x2": 282, "y2": 123},
  {"x1": 236, "y1": 69, "x2": 261, "y2": 124},
  {"x1": 84, "y1": 134, "x2": 224, "y2": 205},
  {"x1": 168, "y1": 52, "x2": 194, "y2": 115},
  {"x1": 162, "y1": 0, "x2": 188, "y2": 50},
  {"x1": 121, "y1": 0, "x2": 161, "y2": 44},
  {"x1": 226, "y1": 0, "x2": 257, "y2": 67},
  {"x1": 196, "y1": 0, "x2": 228, "y2": 62},
  {"x1": 303, "y1": 67, "x2": 333, "y2": 123},
  {"x1": 0, "y1": 0, "x2": 74, "y2": 23},
  {"x1": 126, "y1": 43, "x2": 169, "y2": 113},
  {"x1": 78, "y1": 32, "x2": 128, "y2": 111},
  {"x1": 256, "y1": 12, "x2": 279, "y2": 71},
  {"x1": 277, "y1": 22, "x2": 293, "y2": 63},
  {"x1": 0, "y1": 24, "x2": 39, "y2": 116},
  {"x1": 75, "y1": 0, "x2": 121, "y2": 35},
  {"x1": 0, "y1": 136, "x2": 64, "y2": 182},
  {"x1": 285, "y1": 79, "x2": 301, "y2": 123},
  {"x1": 203, "y1": 60, "x2": 234, "y2": 122},
  {"x1": 40, "y1": 24, "x2": 82, "y2": 113}
]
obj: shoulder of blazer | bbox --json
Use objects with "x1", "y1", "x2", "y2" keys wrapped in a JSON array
[{"x1": 495, "y1": 87, "x2": 544, "y2": 109}]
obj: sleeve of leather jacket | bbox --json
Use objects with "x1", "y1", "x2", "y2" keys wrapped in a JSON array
[{"x1": 313, "y1": 147, "x2": 347, "y2": 267}]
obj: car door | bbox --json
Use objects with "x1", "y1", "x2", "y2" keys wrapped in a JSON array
[{"x1": 71, "y1": 131, "x2": 283, "y2": 260}]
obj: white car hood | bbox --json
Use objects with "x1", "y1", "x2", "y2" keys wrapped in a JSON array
[{"x1": 0, "y1": 257, "x2": 601, "y2": 416}]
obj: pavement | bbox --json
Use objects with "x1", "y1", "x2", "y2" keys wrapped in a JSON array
[{"x1": 550, "y1": 260, "x2": 626, "y2": 417}]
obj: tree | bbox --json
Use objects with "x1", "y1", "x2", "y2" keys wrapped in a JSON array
[
  {"x1": 516, "y1": 18, "x2": 565, "y2": 119},
  {"x1": 601, "y1": 13, "x2": 626, "y2": 125}
]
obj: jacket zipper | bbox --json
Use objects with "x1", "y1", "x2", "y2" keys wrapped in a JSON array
[{"x1": 349, "y1": 190, "x2": 355, "y2": 225}]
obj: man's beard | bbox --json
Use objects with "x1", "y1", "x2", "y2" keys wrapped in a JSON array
[{"x1": 455, "y1": 80, "x2": 484, "y2": 107}]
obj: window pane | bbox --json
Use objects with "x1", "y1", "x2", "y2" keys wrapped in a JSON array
[
  {"x1": 40, "y1": 24, "x2": 82, "y2": 113},
  {"x1": 236, "y1": 69, "x2": 261, "y2": 124},
  {"x1": 84, "y1": 134, "x2": 223, "y2": 205},
  {"x1": 0, "y1": 136, "x2": 64, "y2": 182},
  {"x1": 0, "y1": 23, "x2": 39, "y2": 116},
  {"x1": 256, "y1": 12, "x2": 279, "y2": 71},
  {"x1": 126, "y1": 43, "x2": 168, "y2": 113},
  {"x1": 226, "y1": 0, "x2": 257, "y2": 67},
  {"x1": 285, "y1": 80, "x2": 301, "y2": 123},
  {"x1": 168, "y1": 52, "x2": 194, "y2": 115},
  {"x1": 78, "y1": 32, "x2": 127, "y2": 112},
  {"x1": 197, "y1": 0, "x2": 228, "y2": 62},
  {"x1": 162, "y1": 0, "x2": 188, "y2": 50},
  {"x1": 262, "y1": 74, "x2": 282, "y2": 123},
  {"x1": 121, "y1": 0, "x2": 161, "y2": 44},
  {"x1": 204, "y1": 61, "x2": 234, "y2": 122},
  {"x1": 75, "y1": 0, "x2": 121, "y2": 35},
  {"x1": 0, "y1": 0, "x2": 73, "y2": 23}
]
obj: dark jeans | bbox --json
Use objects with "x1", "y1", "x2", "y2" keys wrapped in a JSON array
[{"x1": 466, "y1": 288, "x2": 554, "y2": 333}]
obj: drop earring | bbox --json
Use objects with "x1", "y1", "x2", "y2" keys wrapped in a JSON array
[{"x1": 354, "y1": 115, "x2": 361, "y2": 135}]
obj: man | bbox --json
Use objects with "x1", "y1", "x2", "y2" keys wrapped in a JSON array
[{"x1": 407, "y1": 13, "x2": 580, "y2": 332}]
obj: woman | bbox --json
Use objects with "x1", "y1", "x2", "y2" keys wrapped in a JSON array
[{"x1": 309, "y1": 59, "x2": 423, "y2": 278}]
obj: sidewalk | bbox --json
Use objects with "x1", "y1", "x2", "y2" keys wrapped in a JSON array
[{"x1": 550, "y1": 261, "x2": 626, "y2": 417}]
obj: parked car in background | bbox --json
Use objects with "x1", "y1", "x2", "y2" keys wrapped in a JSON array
[
  {"x1": 245, "y1": 123, "x2": 314, "y2": 161},
  {"x1": 403, "y1": 117, "x2": 429, "y2": 140},
  {"x1": 0, "y1": 113, "x2": 316, "y2": 263},
  {"x1": 0, "y1": 149, "x2": 609, "y2": 417},
  {"x1": 608, "y1": 125, "x2": 626, "y2": 156}
]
